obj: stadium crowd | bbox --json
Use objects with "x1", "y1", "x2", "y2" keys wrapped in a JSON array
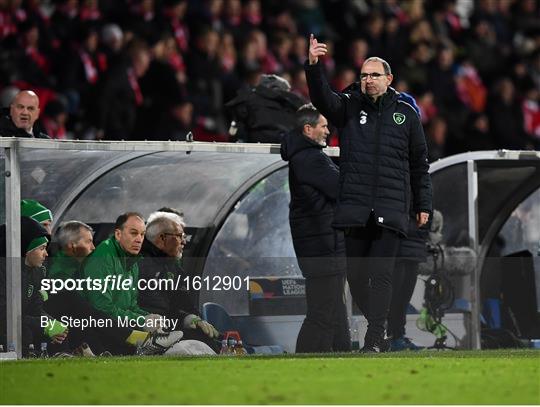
[{"x1": 0, "y1": 0, "x2": 539, "y2": 159}]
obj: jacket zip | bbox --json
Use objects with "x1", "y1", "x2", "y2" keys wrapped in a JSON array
[{"x1": 370, "y1": 99, "x2": 383, "y2": 213}]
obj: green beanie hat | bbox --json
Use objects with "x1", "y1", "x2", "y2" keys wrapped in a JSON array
[
  {"x1": 21, "y1": 199, "x2": 53, "y2": 224},
  {"x1": 26, "y1": 235, "x2": 49, "y2": 253}
]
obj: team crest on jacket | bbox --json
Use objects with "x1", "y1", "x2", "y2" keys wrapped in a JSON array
[
  {"x1": 393, "y1": 112, "x2": 406, "y2": 125},
  {"x1": 27, "y1": 284, "x2": 34, "y2": 298}
]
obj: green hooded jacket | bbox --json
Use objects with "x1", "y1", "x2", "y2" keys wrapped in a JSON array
[
  {"x1": 82, "y1": 237, "x2": 147, "y2": 321},
  {"x1": 48, "y1": 250, "x2": 82, "y2": 281}
]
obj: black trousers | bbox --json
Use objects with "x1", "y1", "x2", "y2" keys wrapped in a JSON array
[
  {"x1": 296, "y1": 274, "x2": 350, "y2": 353},
  {"x1": 45, "y1": 290, "x2": 134, "y2": 355},
  {"x1": 388, "y1": 260, "x2": 419, "y2": 338},
  {"x1": 345, "y1": 216, "x2": 401, "y2": 344}
]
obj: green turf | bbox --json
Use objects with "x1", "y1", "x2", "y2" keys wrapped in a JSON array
[{"x1": 0, "y1": 350, "x2": 539, "y2": 405}]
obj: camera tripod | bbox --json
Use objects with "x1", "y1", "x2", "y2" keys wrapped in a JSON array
[{"x1": 422, "y1": 245, "x2": 456, "y2": 350}]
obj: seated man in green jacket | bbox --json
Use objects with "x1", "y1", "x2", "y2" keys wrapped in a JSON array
[{"x1": 81, "y1": 213, "x2": 183, "y2": 354}]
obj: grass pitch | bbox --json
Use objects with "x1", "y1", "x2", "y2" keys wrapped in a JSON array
[{"x1": 0, "y1": 350, "x2": 538, "y2": 405}]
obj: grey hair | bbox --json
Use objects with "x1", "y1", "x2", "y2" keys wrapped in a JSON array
[
  {"x1": 146, "y1": 211, "x2": 185, "y2": 243},
  {"x1": 55, "y1": 221, "x2": 93, "y2": 249},
  {"x1": 101, "y1": 24, "x2": 123, "y2": 45},
  {"x1": 259, "y1": 74, "x2": 291, "y2": 91},
  {"x1": 296, "y1": 103, "x2": 320, "y2": 128},
  {"x1": 364, "y1": 57, "x2": 392, "y2": 75}
]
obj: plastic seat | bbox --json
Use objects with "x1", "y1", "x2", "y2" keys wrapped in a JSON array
[{"x1": 201, "y1": 302, "x2": 237, "y2": 334}]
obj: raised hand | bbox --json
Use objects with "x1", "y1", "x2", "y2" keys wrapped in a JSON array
[{"x1": 308, "y1": 33, "x2": 327, "y2": 65}]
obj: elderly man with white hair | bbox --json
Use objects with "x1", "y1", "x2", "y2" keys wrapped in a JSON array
[{"x1": 138, "y1": 211, "x2": 220, "y2": 353}]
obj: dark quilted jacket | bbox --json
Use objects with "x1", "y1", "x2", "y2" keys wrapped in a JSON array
[
  {"x1": 305, "y1": 61, "x2": 432, "y2": 236},
  {"x1": 280, "y1": 130, "x2": 346, "y2": 278}
]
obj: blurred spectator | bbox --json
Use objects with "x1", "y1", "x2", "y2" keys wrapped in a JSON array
[
  {"x1": 60, "y1": 24, "x2": 106, "y2": 117},
  {"x1": 348, "y1": 38, "x2": 369, "y2": 71},
  {"x1": 512, "y1": 0, "x2": 540, "y2": 36},
  {"x1": 271, "y1": 31, "x2": 294, "y2": 73},
  {"x1": 428, "y1": 45, "x2": 464, "y2": 113},
  {"x1": 243, "y1": 0, "x2": 262, "y2": 30},
  {"x1": 0, "y1": 0, "x2": 18, "y2": 42},
  {"x1": 42, "y1": 98, "x2": 68, "y2": 139},
  {"x1": 50, "y1": 0, "x2": 80, "y2": 50},
  {"x1": 416, "y1": 90, "x2": 438, "y2": 125},
  {"x1": 157, "y1": 98, "x2": 194, "y2": 141},
  {"x1": 465, "y1": 18, "x2": 501, "y2": 86},
  {"x1": 382, "y1": 16, "x2": 407, "y2": 65},
  {"x1": 426, "y1": 116, "x2": 447, "y2": 162},
  {"x1": 290, "y1": 34, "x2": 308, "y2": 69},
  {"x1": 408, "y1": 18, "x2": 437, "y2": 47},
  {"x1": 247, "y1": 29, "x2": 279, "y2": 73},
  {"x1": 135, "y1": 33, "x2": 185, "y2": 140},
  {"x1": 290, "y1": 67, "x2": 309, "y2": 100},
  {"x1": 399, "y1": 42, "x2": 433, "y2": 91},
  {"x1": 363, "y1": 11, "x2": 385, "y2": 57},
  {"x1": 402, "y1": 0, "x2": 425, "y2": 22},
  {"x1": 199, "y1": 0, "x2": 225, "y2": 33},
  {"x1": 332, "y1": 66, "x2": 356, "y2": 91},
  {"x1": 455, "y1": 59, "x2": 487, "y2": 113},
  {"x1": 486, "y1": 78, "x2": 527, "y2": 149},
  {"x1": 219, "y1": 31, "x2": 242, "y2": 103},
  {"x1": 522, "y1": 87, "x2": 540, "y2": 147},
  {"x1": 472, "y1": 0, "x2": 512, "y2": 54},
  {"x1": 100, "y1": 24, "x2": 124, "y2": 68},
  {"x1": 0, "y1": 0, "x2": 537, "y2": 153},
  {"x1": 79, "y1": 0, "x2": 101, "y2": 22},
  {"x1": 163, "y1": 0, "x2": 189, "y2": 53},
  {"x1": 126, "y1": 0, "x2": 161, "y2": 42},
  {"x1": 96, "y1": 40, "x2": 150, "y2": 140},
  {"x1": 225, "y1": 73, "x2": 304, "y2": 143},
  {"x1": 294, "y1": 0, "x2": 325, "y2": 37},
  {"x1": 393, "y1": 78, "x2": 409, "y2": 92},
  {"x1": 0, "y1": 86, "x2": 20, "y2": 108},
  {"x1": 530, "y1": 51, "x2": 540, "y2": 90},
  {"x1": 223, "y1": 0, "x2": 243, "y2": 37},
  {"x1": 15, "y1": 20, "x2": 53, "y2": 88},
  {"x1": 267, "y1": 7, "x2": 298, "y2": 35},
  {"x1": 463, "y1": 112, "x2": 496, "y2": 152},
  {"x1": 186, "y1": 27, "x2": 225, "y2": 134}
]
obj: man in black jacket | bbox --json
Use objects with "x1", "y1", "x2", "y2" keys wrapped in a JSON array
[
  {"x1": 306, "y1": 35, "x2": 432, "y2": 352},
  {"x1": 281, "y1": 104, "x2": 349, "y2": 353},
  {"x1": 225, "y1": 74, "x2": 305, "y2": 143},
  {"x1": 138, "y1": 211, "x2": 220, "y2": 353},
  {"x1": 0, "y1": 90, "x2": 49, "y2": 138}
]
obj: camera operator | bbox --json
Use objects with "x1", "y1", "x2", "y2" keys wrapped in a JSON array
[{"x1": 225, "y1": 74, "x2": 305, "y2": 143}]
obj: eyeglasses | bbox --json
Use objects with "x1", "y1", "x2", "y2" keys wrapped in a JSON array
[
  {"x1": 360, "y1": 72, "x2": 387, "y2": 80},
  {"x1": 163, "y1": 232, "x2": 187, "y2": 240}
]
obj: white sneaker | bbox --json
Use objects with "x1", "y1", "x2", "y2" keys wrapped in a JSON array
[{"x1": 136, "y1": 330, "x2": 184, "y2": 356}]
